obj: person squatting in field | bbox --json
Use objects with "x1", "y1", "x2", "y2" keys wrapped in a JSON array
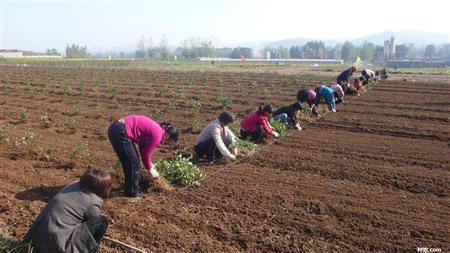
[
  {"x1": 296, "y1": 87, "x2": 320, "y2": 116},
  {"x1": 272, "y1": 102, "x2": 303, "y2": 131},
  {"x1": 360, "y1": 69, "x2": 377, "y2": 85},
  {"x1": 24, "y1": 168, "x2": 112, "y2": 253},
  {"x1": 108, "y1": 114, "x2": 178, "y2": 198},
  {"x1": 329, "y1": 83, "x2": 345, "y2": 105},
  {"x1": 193, "y1": 111, "x2": 238, "y2": 164},
  {"x1": 314, "y1": 85, "x2": 337, "y2": 112},
  {"x1": 346, "y1": 78, "x2": 364, "y2": 96},
  {"x1": 336, "y1": 65, "x2": 357, "y2": 92},
  {"x1": 240, "y1": 105, "x2": 279, "y2": 144},
  {"x1": 379, "y1": 68, "x2": 389, "y2": 80}
]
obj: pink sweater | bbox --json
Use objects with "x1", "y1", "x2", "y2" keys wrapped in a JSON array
[
  {"x1": 124, "y1": 115, "x2": 165, "y2": 170},
  {"x1": 241, "y1": 112, "x2": 273, "y2": 135}
]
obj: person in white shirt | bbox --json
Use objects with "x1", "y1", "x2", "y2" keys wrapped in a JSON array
[
  {"x1": 193, "y1": 112, "x2": 237, "y2": 164},
  {"x1": 361, "y1": 69, "x2": 376, "y2": 85}
]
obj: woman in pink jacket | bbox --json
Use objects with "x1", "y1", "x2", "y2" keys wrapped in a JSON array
[
  {"x1": 240, "y1": 105, "x2": 279, "y2": 144},
  {"x1": 108, "y1": 115, "x2": 178, "y2": 198}
]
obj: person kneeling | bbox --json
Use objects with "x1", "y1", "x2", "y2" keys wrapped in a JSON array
[
  {"x1": 193, "y1": 112, "x2": 237, "y2": 164},
  {"x1": 240, "y1": 105, "x2": 279, "y2": 144},
  {"x1": 24, "y1": 168, "x2": 112, "y2": 253}
]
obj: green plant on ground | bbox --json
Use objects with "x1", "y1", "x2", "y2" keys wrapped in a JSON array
[
  {"x1": 0, "y1": 128, "x2": 9, "y2": 144},
  {"x1": 16, "y1": 131, "x2": 34, "y2": 148},
  {"x1": 1, "y1": 231, "x2": 31, "y2": 253},
  {"x1": 63, "y1": 80, "x2": 72, "y2": 96},
  {"x1": 281, "y1": 79, "x2": 289, "y2": 86},
  {"x1": 153, "y1": 108, "x2": 163, "y2": 118},
  {"x1": 166, "y1": 98, "x2": 176, "y2": 109},
  {"x1": 235, "y1": 138, "x2": 258, "y2": 152},
  {"x1": 69, "y1": 143, "x2": 92, "y2": 162},
  {"x1": 217, "y1": 90, "x2": 230, "y2": 108},
  {"x1": 191, "y1": 119, "x2": 201, "y2": 131},
  {"x1": 269, "y1": 118, "x2": 288, "y2": 139},
  {"x1": 191, "y1": 99, "x2": 201, "y2": 113},
  {"x1": 174, "y1": 89, "x2": 186, "y2": 100},
  {"x1": 18, "y1": 109, "x2": 29, "y2": 123},
  {"x1": 108, "y1": 82, "x2": 119, "y2": 98},
  {"x1": 263, "y1": 88, "x2": 272, "y2": 99},
  {"x1": 154, "y1": 155, "x2": 203, "y2": 187},
  {"x1": 40, "y1": 113, "x2": 51, "y2": 128}
]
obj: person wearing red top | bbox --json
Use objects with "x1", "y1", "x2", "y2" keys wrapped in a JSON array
[
  {"x1": 108, "y1": 115, "x2": 178, "y2": 198},
  {"x1": 240, "y1": 105, "x2": 279, "y2": 144}
]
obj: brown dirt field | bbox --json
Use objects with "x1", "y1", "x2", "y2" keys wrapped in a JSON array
[{"x1": 0, "y1": 65, "x2": 449, "y2": 252}]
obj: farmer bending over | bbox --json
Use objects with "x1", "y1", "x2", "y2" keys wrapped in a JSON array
[
  {"x1": 297, "y1": 87, "x2": 319, "y2": 116},
  {"x1": 108, "y1": 115, "x2": 178, "y2": 198},
  {"x1": 240, "y1": 105, "x2": 279, "y2": 144},
  {"x1": 360, "y1": 69, "x2": 377, "y2": 85},
  {"x1": 272, "y1": 102, "x2": 303, "y2": 131},
  {"x1": 193, "y1": 111, "x2": 237, "y2": 164},
  {"x1": 337, "y1": 66, "x2": 357, "y2": 92},
  {"x1": 329, "y1": 83, "x2": 345, "y2": 105},
  {"x1": 24, "y1": 168, "x2": 112, "y2": 253},
  {"x1": 314, "y1": 85, "x2": 337, "y2": 113}
]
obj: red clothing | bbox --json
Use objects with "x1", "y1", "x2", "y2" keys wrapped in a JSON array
[
  {"x1": 241, "y1": 112, "x2": 273, "y2": 135},
  {"x1": 124, "y1": 115, "x2": 165, "y2": 170}
]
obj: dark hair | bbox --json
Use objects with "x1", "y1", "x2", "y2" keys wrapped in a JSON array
[
  {"x1": 218, "y1": 111, "x2": 234, "y2": 125},
  {"x1": 160, "y1": 122, "x2": 179, "y2": 149},
  {"x1": 79, "y1": 168, "x2": 112, "y2": 199},
  {"x1": 291, "y1": 102, "x2": 303, "y2": 111},
  {"x1": 257, "y1": 105, "x2": 273, "y2": 114}
]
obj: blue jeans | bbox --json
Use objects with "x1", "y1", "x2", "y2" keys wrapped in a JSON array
[
  {"x1": 108, "y1": 121, "x2": 140, "y2": 197},
  {"x1": 272, "y1": 113, "x2": 288, "y2": 122}
]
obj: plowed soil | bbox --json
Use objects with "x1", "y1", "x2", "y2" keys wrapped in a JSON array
[{"x1": 0, "y1": 65, "x2": 449, "y2": 252}]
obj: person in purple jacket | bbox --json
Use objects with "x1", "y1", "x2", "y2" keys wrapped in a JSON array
[{"x1": 108, "y1": 115, "x2": 179, "y2": 198}]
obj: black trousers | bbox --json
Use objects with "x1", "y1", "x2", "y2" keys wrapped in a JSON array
[
  {"x1": 194, "y1": 138, "x2": 231, "y2": 162},
  {"x1": 85, "y1": 215, "x2": 108, "y2": 252},
  {"x1": 108, "y1": 121, "x2": 141, "y2": 197},
  {"x1": 240, "y1": 125, "x2": 263, "y2": 144}
]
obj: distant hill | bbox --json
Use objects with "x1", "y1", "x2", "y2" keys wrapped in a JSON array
[{"x1": 260, "y1": 30, "x2": 449, "y2": 48}]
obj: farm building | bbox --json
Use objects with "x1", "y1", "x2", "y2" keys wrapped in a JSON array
[
  {"x1": 197, "y1": 57, "x2": 343, "y2": 65},
  {"x1": 0, "y1": 49, "x2": 63, "y2": 59},
  {"x1": 387, "y1": 59, "x2": 450, "y2": 68},
  {"x1": 0, "y1": 50, "x2": 23, "y2": 58}
]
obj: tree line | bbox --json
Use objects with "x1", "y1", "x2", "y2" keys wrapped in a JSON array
[{"x1": 64, "y1": 36, "x2": 450, "y2": 63}]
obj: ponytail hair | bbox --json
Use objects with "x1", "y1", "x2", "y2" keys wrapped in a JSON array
[
  {"x1": 160, "y1": 122, "x2": 179, "y2": 149},
  {"x1": 257, "y1": 104, "x2": 273, "y2": 114}
]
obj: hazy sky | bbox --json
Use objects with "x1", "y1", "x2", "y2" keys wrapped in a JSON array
[{"x1": 1, "y1": 0, "x2": 449, "y2": 52}]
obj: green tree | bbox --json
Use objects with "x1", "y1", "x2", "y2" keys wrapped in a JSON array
[
  {"x1": 230, "y1": 47, "x2": 253, "y2": 59},
  {"x1": 437, "y1": 43, "x2": 450, "y2": 59},
  {"x1": 424, "y1": 44, "x2": 437, "y2": 58},
  {"x1": 341, "y1": 41, "x2": 356, "y2": 63},
  {"x1": 359, "y1": 41, "x2": 375, "y2": 63},
  {"x1": 289, "y1": 45, "x2": 301, "y2": 58},
  {"x1": 395, "y1": 44, "x2": 409, "y2": 58}
]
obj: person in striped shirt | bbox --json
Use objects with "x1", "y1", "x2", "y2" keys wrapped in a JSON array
[{"x1": 314, "y1": 85, "x2": 337, "y2": 112}]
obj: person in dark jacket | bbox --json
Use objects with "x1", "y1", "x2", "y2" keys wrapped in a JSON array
[
  {"x1": 296, "y1": 87, "x2": 319, "y2": 116},
  {"x1": 24, "y1": 168, "x2": 112, "y2": 253},
  {"x1": 336, "y1": 66, "x2": 357, "y2": 91},
  {"x1": 314, "y1": 85, "x2": 337, "y2": 112},
  {"x1": 272, "y1": 102, "x2": 303, "y2": 131},
  {"x1": 240, "y1": 105, "x2": 279, "y2": 144}
]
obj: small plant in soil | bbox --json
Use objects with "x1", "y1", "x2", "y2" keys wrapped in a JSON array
[
  {"x1": 155, "y1": 155, "x2": 203, "y2": 187},
  {"x1": 69, "y1": 143, "x2": 92, "y2": 163},
  {"x1": 16, "y1": 131, "x2": 34, "y2": 148},
  {"x1": 0, "y1": 128, "x2": 9, "y2": 144},
  {"x1": 235, "y1": 138, "x2": 257, "y2": 152},
  {"x1": 108, "y1": 82, "x2": 119, "y2": 98},
  {"x1": 263, "y1": 89, "x2": 272, "y2": 99},
  {"x1": 217, "y1": 90, "x2": 230, "y2": 108},
  {"x1": 191, "y1": 120, "x2": 201, "y2": 132},
  {"x1": 269, "y1": 118, "x2": 288, "y2": 139},
  {"x1": 18, "y1": 109, "x2": 29, "y2": 123},
  {"x1": 191, "y1": 99, "x2": 201, "y2": 113},
  {"x1": 174, "y1": 89, "x2": 186, "y2": 100},
  {"x1": 40, "y1": 113, "x2": 52, "y2": 128},
  {"x1": 63, "y1": 80, "x2": 72, "y2": 96},
  {"x1": 166, "y1": 98, "x2": 176, "y2": 109}
]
